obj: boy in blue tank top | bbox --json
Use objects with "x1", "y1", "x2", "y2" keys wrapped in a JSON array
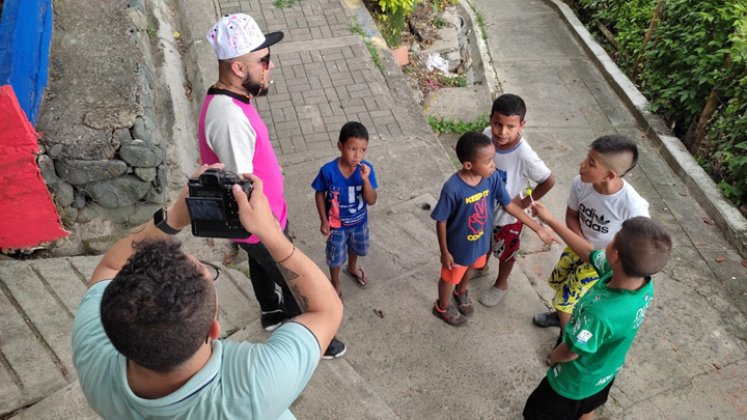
[{"x1": 312, "y1": 122, "x2": 378, "y2": 297}]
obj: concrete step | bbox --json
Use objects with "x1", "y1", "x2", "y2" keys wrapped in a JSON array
[{"x1": 0, "y1": 257, "x2": 97, "y2": 416}]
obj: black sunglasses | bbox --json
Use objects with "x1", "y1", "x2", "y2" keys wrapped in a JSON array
[
  {"x1": 199, "y1": 260, "x2": 221, "y2": 282},
  {"x1": 240, "y1": 50, "x2": 271, "y2": 68}
]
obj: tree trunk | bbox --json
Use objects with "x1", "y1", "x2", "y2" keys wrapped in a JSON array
[
  {"x1": 688, "y1": 55, "x2": 733, "y2": 153},
  {"x1": 688, "y1": 89, "x2": 720, "y2": 153},
  {"x1": 632, "y1": 0, "x2": 665, "y2": 81}
]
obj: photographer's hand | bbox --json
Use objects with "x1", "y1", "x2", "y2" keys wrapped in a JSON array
[{"x1": 231, "y1": 174, "x2": 281, "y2": 238}]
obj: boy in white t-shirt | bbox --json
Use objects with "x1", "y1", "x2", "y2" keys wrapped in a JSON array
[
  {"x1": 532, "y1": 135, "x2": 649, "y2": 335},
  {"x1": 478, "y1": 94, "x2": 556, "y2": 307}
]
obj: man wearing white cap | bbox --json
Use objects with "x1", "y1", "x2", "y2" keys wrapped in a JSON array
[{"x1": 198, "y1": 13, "x2": 346, "y2": 358}]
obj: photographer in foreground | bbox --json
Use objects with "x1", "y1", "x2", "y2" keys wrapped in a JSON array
[{"x1": 72, "y1": 165, "x2": 343, "y2": 419}]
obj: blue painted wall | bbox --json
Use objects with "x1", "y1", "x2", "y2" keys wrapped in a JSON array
[{"x1": 0, "y1": 0, "x2": 53, "y2": 125}]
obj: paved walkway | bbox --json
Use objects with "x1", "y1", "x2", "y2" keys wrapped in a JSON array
[{"x1": 3, "y1": 0, "x2": 747, "y2": 418}]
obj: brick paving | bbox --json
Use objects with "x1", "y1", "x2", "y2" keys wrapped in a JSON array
[{"x1": 216, "y1": 0, "x2": 404, "y2": 157}]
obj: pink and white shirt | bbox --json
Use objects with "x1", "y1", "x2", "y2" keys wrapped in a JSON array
[{"x1": 198, "y1": 88, "x2": 287, "y2": 243}]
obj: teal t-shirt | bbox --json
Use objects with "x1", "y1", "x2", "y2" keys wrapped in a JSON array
[
  {"x1": 72, "y1": 281, "x2": 320, "y2": 419},
  {"x1": 546, "y1": 250, "x2": 654, "y2": 400}
]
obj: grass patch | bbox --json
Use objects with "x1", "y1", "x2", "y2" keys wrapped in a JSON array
[
  {"x1": 432, "y1": 16, "x2": 449, "y2": 28},
  {"x1": 427, "y1": 115, "x2": 489, "y2": 134},
  {"x1": 145, "y1": 25, "x2": 157, "y2": 38},
  {"x1": 351, "y1": 21, "x2": 385, "y2": 73},
  {"x1": 274, "y1": 0, "x2": 298, "y2": 8},
  {"x1": 467, "y1": 1, "x2": 487, "y2": 42},
  {"x1": 437, "y1": 73, "x2": 467, "y2": 87}
]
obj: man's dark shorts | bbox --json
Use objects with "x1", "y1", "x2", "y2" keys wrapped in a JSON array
[{"x1": 523, "y1": 377, "x2": 614, "y2": 420}]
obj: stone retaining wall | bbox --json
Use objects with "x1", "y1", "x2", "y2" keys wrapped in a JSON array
[{"x1": 35, "y1": 0, "x2": 169, "y2": 255}]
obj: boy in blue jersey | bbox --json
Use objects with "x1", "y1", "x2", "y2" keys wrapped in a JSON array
[
  {"x1": 313, "y1": 122, "x2": 378, "y2": 296},
  {"x1": 524, "y1": 203, "x2": 672, "y2": 420},
  {"x1": 430, "y1": 132, "x2": 556, "y2": 326}
]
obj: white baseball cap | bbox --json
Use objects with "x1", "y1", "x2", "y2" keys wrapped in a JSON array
[{"x1": 207, "y1": 14, "x2": 284, "y2": 60}]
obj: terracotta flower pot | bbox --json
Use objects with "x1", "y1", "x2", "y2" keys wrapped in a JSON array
[{"x1": 392, "y1": 46, "x2": 409, "y2": 67}]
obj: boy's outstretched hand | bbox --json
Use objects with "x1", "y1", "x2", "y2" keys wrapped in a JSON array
[
  {"x1": 531, "y1": 201, "x2": 557, "y2": 225},
  {"x1": 537, "y1": 226, "x2": 558, "y2": 245},
  {"x1": 528, "y1": 202, "x2": 560, "y2": 244}
]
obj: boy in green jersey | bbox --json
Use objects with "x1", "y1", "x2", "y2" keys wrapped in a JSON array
[{"x1": 523, "y1": 203, "x2": 672, "y2": 420}]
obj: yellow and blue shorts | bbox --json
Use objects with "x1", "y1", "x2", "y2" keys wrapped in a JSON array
[{"x1": 548, "y1": 246, "x2": 600, "y2": 314}]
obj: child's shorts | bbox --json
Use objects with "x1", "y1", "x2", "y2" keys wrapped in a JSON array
[
  {"x1": 440, "y1": 254, "x2": 487, "y2": 285},
  {"x1": 491, "y1": 220, "x2": 524, "y2": 262},
  {"x1": 523, "y1": 377, "x2": 613, "y2": 420},
  {"x1": 326, "y1": 223, "x2": 369, "y2": 268},
  {"x1": 548, "y1": 246, "x2": 600, "y2": 314}
]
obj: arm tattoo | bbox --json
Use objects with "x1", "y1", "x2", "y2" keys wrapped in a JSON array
[
  {"x1": 290, "y1": 284, "x2": 309, "y2": 312},
  {"x1": 277, "y1": 264, "x2": 299, "y2": 282}
]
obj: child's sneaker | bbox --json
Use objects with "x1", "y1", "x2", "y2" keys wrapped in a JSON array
[
  {"x1": 452, "y1": 290, "x2": 474, "y2": 316},
  {"x1": 432, "y1": 301, "x2": 467, "y2": 326},
  {"x1": 532, "y1": 311, "x2": 560, "y2": 327}
]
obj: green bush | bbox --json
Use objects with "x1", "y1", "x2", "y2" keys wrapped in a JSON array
[
  {"x1": 704, "y1": 14, "x2": 747, "y2": 207},
  {"x1": 377, "y1": 0, "x2": 418, "y2": 47},
  {"x1": 577, "y1": 0, "x2": 658, "y2": 72},
  {"x1": 571, "y1": 0, "x2": 747, "y2": 209}
]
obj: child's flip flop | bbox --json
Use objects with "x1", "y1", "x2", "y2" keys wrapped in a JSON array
[{"x1": 343, "y1": 266, "x2": 368, "y2": 288}]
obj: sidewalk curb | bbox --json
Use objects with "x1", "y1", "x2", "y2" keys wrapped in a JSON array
[
  {"x1": 172, "y1": 0, "x2": 219, "y2": 118},
  {"x1": 542, "y1": 0, "x2": 747, "y2": 257},
  {"x1": 461, "y1": 0, "x2": 501, "y2": 100}
]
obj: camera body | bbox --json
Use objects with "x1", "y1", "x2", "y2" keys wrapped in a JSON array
[{"x1": 186, "y1": 169, "x2": 252, "y2": 238}]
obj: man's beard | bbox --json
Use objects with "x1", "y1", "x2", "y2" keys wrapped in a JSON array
[{"x1": 242, "y1": 74, "x2": 269, "y2": 97}]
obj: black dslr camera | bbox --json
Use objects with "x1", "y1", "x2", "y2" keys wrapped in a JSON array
[{"x1": 186, "y1": 169, "x2": 252, "y2": 238}]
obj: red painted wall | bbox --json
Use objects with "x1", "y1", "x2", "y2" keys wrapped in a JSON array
[{"x1": 0, "y1": 85, "x2": 67, "y2": 249}]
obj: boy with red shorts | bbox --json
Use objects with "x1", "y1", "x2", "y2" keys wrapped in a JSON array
[
  {"x1": 431, "y1": 132, "x2": 556, "y2": 326},
  {"x1": 477, "y1": 94, "x2": 555, "y2": 307}
]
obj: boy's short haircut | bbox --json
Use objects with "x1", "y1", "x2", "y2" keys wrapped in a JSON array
[
  {"x1": 491, "y1": 93, "x2": 527, "y2": 121},
  {"x1": 615, "y1": 216, "x2": 672, "y2": 278},
  {"x1": 455, "y1": 131, "x2": 492, "y2": 164},
  {"x1": 339, "y1": 121, "x2": 369, "y2": 144},
  {"x1": 590, "y1": 135, "x2": 639, "y2": 177}
]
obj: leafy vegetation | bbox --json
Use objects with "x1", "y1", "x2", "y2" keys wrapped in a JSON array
[
  {"x1": 570, "y1": 0, "x2": 747, "y2": 211},
  {"x1": 436, "y1": 73, "x2": 467, "y2": 87},
  {"x1": 350, "y1": 21, "x2": 385, "y2": 72},
  {"x1": 428, "y1": 115, "x2": 489, "y2": 134},
  {"x1": 466, "y1": 1, "x2": 488, "y2": 42},
  {"x1": 376, "y1": 0, "x2": 418, "y2": 47},
  {"x1": 274, "y1": 0, "x2": 298, "y2": 8}
]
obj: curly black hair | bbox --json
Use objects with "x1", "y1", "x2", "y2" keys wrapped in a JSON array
[
  {"x1": 456, "y1": 131, "x2": 493, "y2": 163},
  {"x1": 101, "y1": 239, "x2": 217, "y2": 372}
]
